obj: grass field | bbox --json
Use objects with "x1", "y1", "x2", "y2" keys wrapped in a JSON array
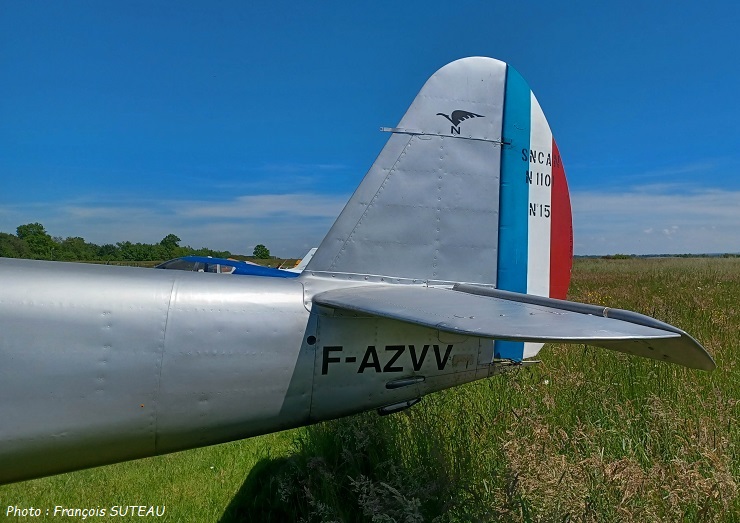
[{"x1": 1, "y1": 258, "x2": 737, "y2": 522}]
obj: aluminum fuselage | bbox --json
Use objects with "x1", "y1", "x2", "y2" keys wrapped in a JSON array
[
  {"x1": 0, "y1": 258, "x2": 312, "y2": 483},
  {"x1": 0, "y1": 258, "x2": 490, "y2": 484}
]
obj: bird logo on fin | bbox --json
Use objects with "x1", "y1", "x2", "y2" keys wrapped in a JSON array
[{"x1": 436, "y1": 110, "x2": 484, "y2": 135}]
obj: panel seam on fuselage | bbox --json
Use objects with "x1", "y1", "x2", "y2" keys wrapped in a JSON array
[{"x1": 152, "y1": 278, "x2": 176, "y2": 453}]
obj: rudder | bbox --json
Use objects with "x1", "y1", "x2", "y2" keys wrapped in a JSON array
[{"x1": 495, "y1": 64, "x2": 574, "y2": 360}]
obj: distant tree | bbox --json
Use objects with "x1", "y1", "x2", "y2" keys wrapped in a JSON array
[
  {"x1": 190, "y1": 247, "x2": 233, "y2": 258},
  {"x1": 116, "y1": 241, "x2": 160, "y2": 261},
  {"x1": 159, "y1": 234, "x2": 182, "y2": 259},
  {"x1": 2, "y1": 223, "x2": 239, "y2": 262},
  {"x1": 0, "y1": 232, "x2": 31, "y2": 259},
  {"x1": 97, "y1": 243, "x2": 119, "y2": 260},
  {"x1": 16, "y1": 222, "x2": 56, "y2": 259},
  {"x1": 16, "y1": 222, "x2": 47, "y2": 240},
  {"x1": 58, "y1": 236, "x2": 96, "y2": 261},
  {"x1": 253, "y1": 244, "x2": 270, "y2": 259},
  {"x1": 160, "y1": 234, "x2": 181, "y2": 250}
]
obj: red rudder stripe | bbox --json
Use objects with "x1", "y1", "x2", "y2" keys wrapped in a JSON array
[{"x1": 549, "y1": 139, "x2": 573, "y2": 299}]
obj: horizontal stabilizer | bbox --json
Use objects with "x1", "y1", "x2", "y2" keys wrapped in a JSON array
[{"x1": 313, "y1": 285, "x2": 715, "y2": 370}]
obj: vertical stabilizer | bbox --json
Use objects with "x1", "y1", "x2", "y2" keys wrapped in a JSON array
[
  {"x1": 306, "y1": 57, "x2": 573, "y2": 343},
  {"x1": 307, "y1": 57, "x2": 507, "y2": 284}
]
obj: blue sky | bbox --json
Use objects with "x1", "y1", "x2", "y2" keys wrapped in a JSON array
[{"x1": 1, "y1": 1, "x2": 738, "y2": 256}]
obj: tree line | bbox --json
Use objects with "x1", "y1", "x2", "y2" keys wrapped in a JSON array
[{"x1": 0, "y1": 223, "x2": 234, "y2": 262}]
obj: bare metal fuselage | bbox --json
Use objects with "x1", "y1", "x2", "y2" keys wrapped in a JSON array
[
  {"x1": 0, "y1": 259, "x2": 491, "y2": 484},
  {"x1": 0, "y1": 259, "x2": 310, "y2": 483}
]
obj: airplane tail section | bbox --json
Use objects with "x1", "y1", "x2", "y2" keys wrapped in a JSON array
[
  {"x1": 306, "y1": 57, "x2": 573, "y2": 299},
  {"x1": 306, "y1": 57, "x2": 573, "y2": 361}
]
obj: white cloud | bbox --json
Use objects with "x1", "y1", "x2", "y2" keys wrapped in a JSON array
[
  {"x1": 0, "y1": 192, "x2": 349, "y2": 257},
  {"x1": 177, "y1": 193, "x2": 345, "y2": 219},
  {"x1": 634, "y1": 160, "x2": 721, "y2": 179},
  {"x1": 572, "y1": 187, "x2": 740, "y2": 255}
]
